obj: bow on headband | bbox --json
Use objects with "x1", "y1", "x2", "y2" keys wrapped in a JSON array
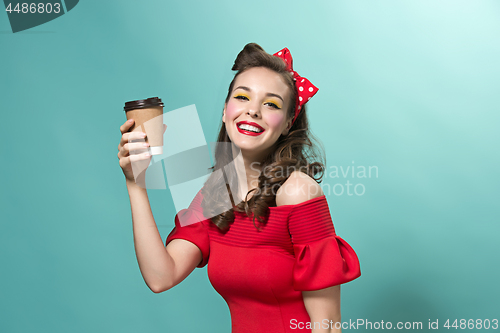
[{"x1": 273, "y1": 47, "x2": 319, "y2": 124}]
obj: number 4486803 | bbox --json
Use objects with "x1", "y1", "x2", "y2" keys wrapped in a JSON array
[
  {"x1": 444, "y1": 319, "x2": 498, "y2": 330},
  {"x1": 5, "y1": 3, "x2": 61, "y2": 14}
]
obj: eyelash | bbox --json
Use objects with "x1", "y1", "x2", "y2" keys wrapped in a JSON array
[
  {"x1": 234, "y1": 95, "x2": 281, "y2": 109},
  {"x1": 266, "y1": 102, "x2": 280, "y2": 110}
]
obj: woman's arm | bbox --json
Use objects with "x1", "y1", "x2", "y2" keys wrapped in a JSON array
[
  {"x1": 303, "y1": 286, "x2": 341, "y2": 333},
  {"x1": 126, "y1": 180, "x2": 202, "y2": 293}
]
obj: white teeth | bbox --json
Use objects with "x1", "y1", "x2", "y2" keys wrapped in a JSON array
[{"x1": 238, "y1": 124, "x2": 263, "y2": 133}]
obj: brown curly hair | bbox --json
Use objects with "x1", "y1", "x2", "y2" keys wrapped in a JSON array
[{"x1": 201, "y1": 42, "x2": 326, "y2": 230}]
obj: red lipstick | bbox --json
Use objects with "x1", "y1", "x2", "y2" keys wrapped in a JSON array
[{"x1": 236, "y1": 121, "x2": 265, "y2": 136}]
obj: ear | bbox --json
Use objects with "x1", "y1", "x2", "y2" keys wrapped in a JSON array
[
  {"x1": 281, "y1": 118, "x2": 293, "y2": 136},
  {"x1": 222, "y1": 103, "x2": 227, "y2": 123}
]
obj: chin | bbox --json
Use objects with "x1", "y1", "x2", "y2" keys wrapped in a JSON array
[
  {"x1": 227, "y1": 131, "x2": 274, "y2": 155},
  {"x1": 233, "y1": 141, "x2": 260, "y2": 152}
]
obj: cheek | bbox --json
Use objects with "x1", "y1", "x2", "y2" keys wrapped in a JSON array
[
  {"x1": 225, "y1": 101, "x2": 239, "y2": 120},
  {"x1": 266, "y1": 113, "x2": 286, "y2": 130}
]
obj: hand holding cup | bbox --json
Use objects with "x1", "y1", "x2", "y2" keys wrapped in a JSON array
[{"x1": 117, "y1": 118, "x2": 167, "y2": 184}]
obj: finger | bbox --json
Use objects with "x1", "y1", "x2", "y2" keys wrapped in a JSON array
[
  {"x1": 118, "y1": 136, "x2": 147, "y2": 157},
  {"x1": 119, "y1": 151, "x2": 151, "y2": 170},
  {"x1": 119, "y1": 131, "x2": 146, "y2": 151},
  {"x1": 123, "y1": 142, "x2": 149, "y2": 154},
  {"x1": 118, "y1": 143, "x2": 149, "y2": 157},
  {"x1": 163, "y1": 124, "x2": 167, "y2": 134},
  {"x1": 125, "y1": 131, "x2": 147, "y2": 143},
  {"x1": 118, "y1": 155, "x2": 144, "y2": 173},
  {"x1": 120, "y1": 119, "x2": 135, "y2": 134},
  {"x1": 129, "y1": 151, "x2": 151, "y2": 163}
]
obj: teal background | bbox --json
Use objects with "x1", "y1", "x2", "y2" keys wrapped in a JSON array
[{"x1": 1, "y1": 0, "x2": 499, "y2": 332}]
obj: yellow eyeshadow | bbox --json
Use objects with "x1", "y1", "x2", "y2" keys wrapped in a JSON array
[
  {"x1": 234, "y1": 93, "x2": 250, "y2": 99},
  {"x1": 266, "y1": 99, "x2": 282, "y2": 108}
]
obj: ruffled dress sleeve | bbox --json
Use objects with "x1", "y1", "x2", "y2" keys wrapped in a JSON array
[
  {"x1": 165, "y1": 190, "x2": 210, "y2": 268},
  {"x1": 288, "y1": 195, "x2": 361, "y2": 291}
]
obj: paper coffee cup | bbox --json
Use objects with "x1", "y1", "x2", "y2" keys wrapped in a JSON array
[{"x1": 124, "y1": 97, "x2": 164, "y2": 155}]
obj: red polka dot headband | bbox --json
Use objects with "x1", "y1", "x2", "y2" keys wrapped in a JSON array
[{"x1": 273, "y1": 47, "x2": 319, "y2": 125}]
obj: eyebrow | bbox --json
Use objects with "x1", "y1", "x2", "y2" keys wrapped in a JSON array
[{"x1": 234, "y1": 86, "x2": 284, "y2": 102}]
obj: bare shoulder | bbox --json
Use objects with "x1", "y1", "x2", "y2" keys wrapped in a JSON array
[{"x1": 276, "y1": 170, "x2": 324, "y2": 207}]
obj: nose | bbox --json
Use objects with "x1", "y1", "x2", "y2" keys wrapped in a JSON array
[{"x1": 246, "y1": 102, "x2": 261, "y2": 118}]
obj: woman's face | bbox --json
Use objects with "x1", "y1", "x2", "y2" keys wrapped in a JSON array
[{"x1": 223, "y1": 67, "x2": 292, "y2": 160}]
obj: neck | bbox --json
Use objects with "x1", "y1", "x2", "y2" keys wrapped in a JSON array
[{"x1": 230, "y1": 144, "x2": 273, "y2": 202}]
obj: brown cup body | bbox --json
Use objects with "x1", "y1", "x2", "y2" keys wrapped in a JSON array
[{"x1": 125, "y1": 106, "x2": 164, "y2": 151}]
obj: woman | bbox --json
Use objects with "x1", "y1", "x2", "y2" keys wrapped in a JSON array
[{"x1": 117, "y1": 43, "x2": 361, "y2": 333}]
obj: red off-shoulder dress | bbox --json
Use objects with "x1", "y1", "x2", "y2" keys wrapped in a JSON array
[{"x1": 165, "y1": 189, "x2": 361, "y2": 333}]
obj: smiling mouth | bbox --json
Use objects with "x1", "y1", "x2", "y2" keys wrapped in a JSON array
[{"x1": 236, "y1": 122, "x2": 265, "y2": 136}]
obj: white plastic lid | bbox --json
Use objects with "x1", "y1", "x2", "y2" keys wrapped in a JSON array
[{"x1": 149, "y1": 146, "x2": 163, "y2": 155}]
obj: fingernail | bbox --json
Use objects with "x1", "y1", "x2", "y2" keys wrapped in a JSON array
[{"x1": 128, "y1": 119, "x2": 133, "y2": 123}]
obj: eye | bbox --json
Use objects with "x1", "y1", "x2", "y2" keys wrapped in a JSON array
[
  {"x1": 265, "y1": 102, "x2": 281, "y2": 110},
  {"x1": 234, "y1": 94, "x2": 249, "y2": 101}
]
